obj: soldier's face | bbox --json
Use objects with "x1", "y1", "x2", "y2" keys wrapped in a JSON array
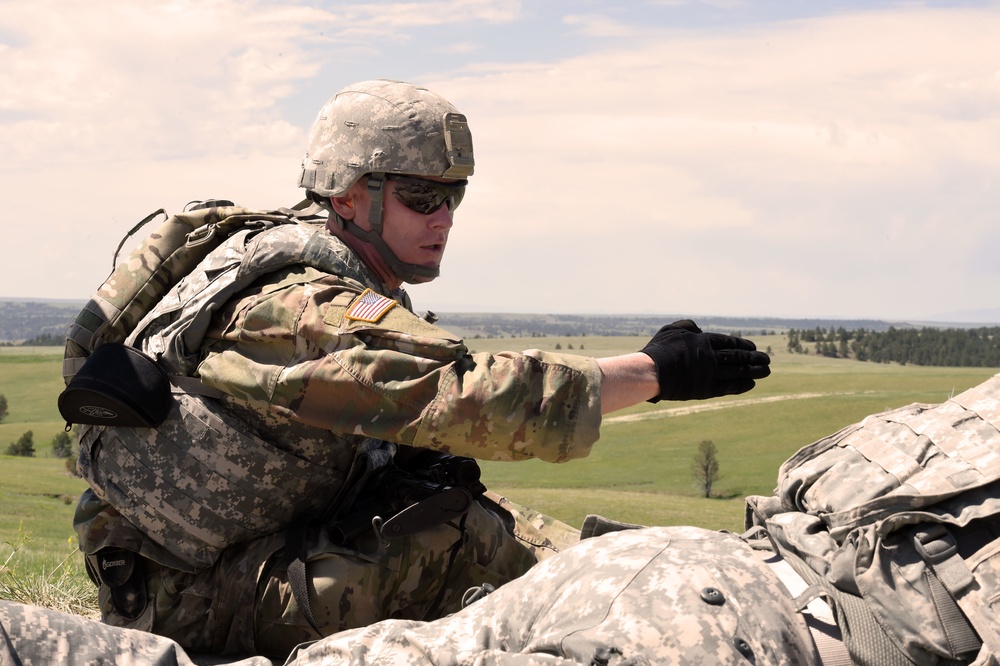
[
  {"x1": 330, "y1": 176, "x2": 462, "y2": 286},
  {"x1": 380, "y1": 178, "x2": 456, "y2": 271},
  {"x1": 347, "y1": 177, "x2": 457, "y2": 274}
]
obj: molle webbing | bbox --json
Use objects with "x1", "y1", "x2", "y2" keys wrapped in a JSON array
[
  {"x1": 749, "y1": 374, "x2": 1000, "y2": 664},
  {"x1": 129, "y1": 221, "x2": 364, "y2": 379}
]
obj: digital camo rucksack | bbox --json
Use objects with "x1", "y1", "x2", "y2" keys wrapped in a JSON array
[{"x1": 746, "y1": 373, "x2": 1000, "y2": 665}]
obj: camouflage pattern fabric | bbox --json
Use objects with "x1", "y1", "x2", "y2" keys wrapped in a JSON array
[
  {"x1": 75, "y1": 490, "x2": 575, "y2": 658},
  {"x1": 747, "y1": 372, "x2": 1000, "y2": 665},
  {"x1": 253, "y1": 497, "x2": 558, "y2": 658},
  {"x1": 61, "y1": 205, "x2": 300, "y2": 384},
  {"x1": 283, "y1": 525, "x2": 820, "y2": 665},
  {"x1": 2, "y1": 527, "x2": 818, "y2": 665},
  {"x1": 74, "y1": 488, "x2": 287, "y2": 656},
  {"x1": 299, "y1": 79, "x2": 475, "y2": 198},
  {"x1": 76, "y1": 394, "x2": 356, "y2": 570},
  {"x1": 194, "y1": 242, "x2": 603, "y2": 463},
  {"x1": 76, "y1": 223, "x2": 601, "y2": 567},
  {"x1": 485, "y1": 491, "x2": 582, "y2": 553},
  {"x1": 74, "y1": 221, "x2": 603, "y2": 658},
  {"x1": 0, "y1": 599, "x2": 272, "y2": 666}
]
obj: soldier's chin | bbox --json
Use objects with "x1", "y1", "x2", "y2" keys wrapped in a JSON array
[{"x1": 404, "y1": 264, "x2": 441, "y2": 285}]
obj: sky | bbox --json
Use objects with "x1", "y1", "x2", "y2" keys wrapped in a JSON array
[{"x1": 2, "y1": 0, "x2": 999, "y2": 323}]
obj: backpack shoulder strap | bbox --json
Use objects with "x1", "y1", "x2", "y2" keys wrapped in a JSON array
[{"x1": 63, "y1": 203, "x2": 308, "y2": 384}]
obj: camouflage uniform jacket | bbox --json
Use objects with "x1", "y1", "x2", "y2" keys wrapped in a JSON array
[
  {"x1": 193, "y1": 228, "x2": 603, "y2": 465},
  {"x1": 76, "y1": 218, "x2": 603, "y2": 572}
]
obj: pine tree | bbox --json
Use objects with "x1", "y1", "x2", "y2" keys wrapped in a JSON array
[
  {"x1": 691, "y1": 440, "x2": 721, "y2": 498},
  {"x1": 51, "y1": 430, "x2": 74, "y2": 458},
  {"x1": 7, "y1": 431, "x2": 35, "y2": 457}
]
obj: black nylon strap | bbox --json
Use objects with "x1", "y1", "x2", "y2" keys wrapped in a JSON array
[
  {"x1": 924, "y1": 569, "x2": 982, "y2": 658},
  {"x1": 110, "y1": 208, "x2": 167, "y2": 272},
  {"x1": 282, "y1": 520, "x2": 323, "y2": 638},
  {"x1": 421, "y1": 512, "x2": 468, "y2": 621}
]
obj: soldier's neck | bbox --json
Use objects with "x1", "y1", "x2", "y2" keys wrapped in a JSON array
[{"x1": 329, "y1": 228, "x2": 402, "y2": 291}]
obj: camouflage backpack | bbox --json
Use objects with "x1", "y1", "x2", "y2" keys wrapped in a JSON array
[
  {"x1": 746, "y1": 374, "x2": 1000, "y2": 665},
  {"x1": 61, "y1": 201, "x2": 386, "y2": 569},
  {"x1": 60, "y1": 200, "x2": 307, "y2": 402}
]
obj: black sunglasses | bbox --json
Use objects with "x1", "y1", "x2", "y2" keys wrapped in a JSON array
[{"x1": 385, "y1": 174, "x2": 468, "y2": 215}]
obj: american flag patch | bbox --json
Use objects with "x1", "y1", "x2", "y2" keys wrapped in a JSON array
[{"x1": 345, "y1": 288, "x2": 398, "y2": 323}]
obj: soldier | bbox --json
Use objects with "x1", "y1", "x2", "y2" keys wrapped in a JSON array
[{"x1": 69, "y1": 79, "x2": 771, "y2": 659}]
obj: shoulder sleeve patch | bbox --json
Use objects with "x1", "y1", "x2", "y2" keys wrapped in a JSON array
[{"x1": 345, "y1": 288, "x2": 398, "y2": 324}]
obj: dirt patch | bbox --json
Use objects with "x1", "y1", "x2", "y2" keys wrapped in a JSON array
[{"x1": 604, "y1": 391, "x2": 864, "y2": 424}]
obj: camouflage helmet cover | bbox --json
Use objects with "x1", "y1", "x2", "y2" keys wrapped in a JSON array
[{"x1": 299, "y1": 79, "x2": 474, "y2": 197}]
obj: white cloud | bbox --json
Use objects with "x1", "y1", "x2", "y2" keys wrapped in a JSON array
[
  {"x1": 2, "y1": 1, "x2": 999, "y2": 321},
  {"x1": 436, "y1": 42, "x2": 482, "y2": 55},
  {"x1": 350, "y1": 0, "x2": 521, "y2": 27},
  {"x1": 416, "y1": 6, "x2": 1000, "y2": 317},
  {"x1": 563, "y1": 13, "x2": 633, "y2": 37},
  {"x1": 0, "y1": 0, "x2": 524, "y2": 166},
  {"x1": 0, "y1": 1, "x2": 329, "y2": 163}
]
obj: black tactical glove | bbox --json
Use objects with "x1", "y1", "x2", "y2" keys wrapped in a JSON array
[{"x1": 639, "y1": 320, "x2": 771, "y2": 402}]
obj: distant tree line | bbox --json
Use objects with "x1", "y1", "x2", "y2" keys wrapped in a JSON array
[
  {"x1": 5, "y1": 429, "x2": 75, "y2": 460},
  {"x1": 787, "y1": 326, "x2": 1000, "y2": 367},
  {"x1": 1, "y1": 393, "x2": 77, "y2": 464},
  {"x1": 0, "y1": 300, "x2": 81, "y2": 342},
  {"x1": 0, "y1": 332, "x2": 64, "y2": 346},
  {"x1": 435, "y1": 311, "x2": 893, "y2": 340}
]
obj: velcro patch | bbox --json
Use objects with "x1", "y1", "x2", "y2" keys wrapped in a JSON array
[{"x1": 345, "y1": 288, "x2": 398, "y2": 324}]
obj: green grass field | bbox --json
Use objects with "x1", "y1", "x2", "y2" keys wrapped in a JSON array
[
  {"x1": 1, "y1": 347, "x2": 89, "y2": 577},
  {"x1": 470, "y1": 334, "x2": 997, "y2": 531},
  {"x1": 0, "y1": 346, "x2": 68, "y2": 451},
  {"x1": 0, "y1": 336, "x2": 996, "y2": 611},
  {"x1": 0, "y1": 347, "x2": 95, "y2": 612}
]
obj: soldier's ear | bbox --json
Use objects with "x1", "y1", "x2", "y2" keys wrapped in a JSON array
[{"x1": 330, "y1": 195, "x2": 355, "y2": 219}]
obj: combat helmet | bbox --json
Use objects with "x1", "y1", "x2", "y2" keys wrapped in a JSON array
[{"x1": 299, "y1": 79, "x2": 474, "y2": 283}]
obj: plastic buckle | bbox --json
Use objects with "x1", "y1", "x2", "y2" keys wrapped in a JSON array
[
  {"x1": 914, "y1": 524, "x2": 957, "y2": 564},
  {"x1": 186, "y1": 223, "x2": 218, "y2": 247}
]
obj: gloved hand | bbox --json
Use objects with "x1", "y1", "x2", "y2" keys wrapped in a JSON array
[{"x1": 639, "y1": 320, "x2": 771, "y2": 402}]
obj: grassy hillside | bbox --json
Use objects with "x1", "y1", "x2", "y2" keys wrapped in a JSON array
[
  {"x1": 0, "y1": 452, "x2": 95, "y2": 618},
  {"x1": 0, "y1": 344, "x2": 81, "y2": 554},
  {"x1": 0, "y1": 346, "x2": 67, "y2": 450},
  {"x1": 469, "y1": 334, "x2": 997, "y2": 531},
  {"x1": 0, "y1": 347, "x2": 96, "y2": 614},
  {"x1": 0, "y1": 455, "x2": 87, "y2": 566},
  {"x1": 0, "y1": 347, "x2": 89, "y2": 576}
]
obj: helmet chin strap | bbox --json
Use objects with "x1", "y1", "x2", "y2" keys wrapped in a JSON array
[{"x1": 338, "y1": 173, "x2": 440, "y2": 284}]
